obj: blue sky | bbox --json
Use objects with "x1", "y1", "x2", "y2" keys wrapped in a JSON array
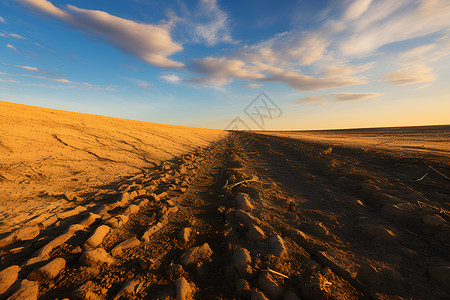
[{"x1": 0, "y1": 0, "x2": 449, "y2": 130}]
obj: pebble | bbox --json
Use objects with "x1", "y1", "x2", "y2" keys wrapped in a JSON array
[
  {"x1": 83, "y1": 225, "x2": 110, "y2": 250},
  {"x1": 79, "y1": 248, "x2": 115, "y2": 267},
  {"x1": 105, "y1": 215, "x2": 129, "y2": 229},
  {"x1": 232, "y1": 247, "x2": 252, "y2": 265},
  {"x1": 79, "y1": 213, "x2": 101, "y2": 227},
  {"x1": 234, "y1": 210, "x2": 262, "y2": 226},
  {"x1": 111, "y1": 237, "x2": 141, "y2": 257},
  {"x1": 245, "y1": 224, "x2": 266, "y2": 241},
  {"x1": 0, "y1": 265, "x2": 20, "y2": 294},
  {"x1": 7, "y1": 280, "x2": 38, "y2": 300},
  {"x1": 180, "y1": 243, "x2": 213, "y2": 266},
  {"x1": 235, "y1": 279, "x2": 251, "y2": 298},
  {"x1": 124, "y1": 204, "x2": 140, "y2": 216},
  {"x1": 268, "y1": 234, "x2": 287, "y2": 257},
  {"x1": 235, "y1": 193, "x2": 254, "y2": 211},
  {"x1": 28, "y1": 257, "x2": 66, "y2": 281},
  {"x1": 178, "y1": 228, "x2": 192, "y2": 243},
  {"x1": 175, "y1": 277, "x2": 194, "y2": 300},
  {"x1": 251, "y1": 290, "x2": 270, "y2": 300},
  {"x1": 258, "y1": 272, "x2": 285, "y2": 300},
  {"x1": 112, "y1": 278, "x2": 140, "y2": 300},
  {"x1": 0, "y1": 225, "x2": 40, "y2": 248}
]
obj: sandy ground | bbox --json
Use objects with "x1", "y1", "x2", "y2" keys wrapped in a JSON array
[
  {"x1": 0, "y1": 101, "x2": 223, "y2": 232},
  {"x1": 263, "y1": 125, "x2": 450, "y2": 157},
  {"x1": 0, "y1": 104, "x2": 449, "y2": 299}
]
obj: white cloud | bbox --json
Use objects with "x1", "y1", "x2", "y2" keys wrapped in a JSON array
[
  {"x1": 6, "y1": 44, "x2": 16, "y2": 50},
  {"x1": 0, "y1": 33, "x2": 5, "y2": 37},
  {"x1": 9, "y1": 33, "x2": 26, "y2": 39},
  {"x1": 246, "y1": 84, "x2": 263, "y2": 89},
  {"x1": 0, "y1": 78, "x2": 20, "y2": 84},
  {"x1": 124, "y1": 77, "x2": 152, "y2": 89},
  {"x1": 16, "y1": 65, "x2": 59, "y2": 76},
  {"x1": 382, "y1": 64, "x2": 437, "y2": 85},
  {"x1": 339, "y1": 0, "x2": 450, "y2": 56},
  {"x1": 160, "y1": 74, "x2": 181, "y2": 83},
  {"x1": 194, "y1": 0, "x2": 232, "y2": 46},
  {"x1": 0, "y1": 16, "x2": 6, "y2": 23},
  {"x1": 295, "y1": 92, "x2": 382, "y2": 104},
  {"x1": 17, "y1": 0, "x2": 184, "y2": 68},
  {"x1": 344, "y1": 0, "x2": 373, "y2": 21}
]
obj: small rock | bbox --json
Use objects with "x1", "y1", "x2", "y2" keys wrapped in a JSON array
[
  {"x1": 178, "y1": 228, "x2": 192, "y2": 243},
  {"x1": 124, "y1": 205, "x2": 140, "y2": 216},
  {"x1": 232, "y1": 247, "x2": 252, "y2": 265},
  {"x1": 234, "y1": 210, "x2": 262, "y2": 226},
  {"x1": 111, "y1": 237, "x2": 141, "y2": 257},
  {"x1": 251, "y1": 290, "x2": 270, "y2": 300},
  {"x1": 105, "y1": 215, "x2": 129, "y2": 229},
  {"x1": 28, "y1": 257, "x2": 66, "y2": 281},
  {"x1": 422, "y1": 215, "x2": 446, "y2": 227},
  {"x1": 268, "y1": 234, "x2": 287, "y2": 257},
  {"x1": 112, "y1": 278, "x2": 140, "y2": 300},
  {"x1": 79, "y1": 248, "x2": 115, "y2": 267},
  {"x1": 79, "y1": 213, "x2": 101, "y2": 227},
  {"x1": 58, "y1": 205, "x2": 87, "y2": 220},
  {"x1": 0, "y1": 265, "x2": 20, "y2": 294},
  {"x1": 258, "y1": 272, "x2": 285, "y2": 300},
  {"x1": 235, "y1": 279, "x2": 251, "y2": 298},
  {"x1": 180, "y1": 243, "x2": 213, "y2": 266},
  {"x1": 0, "y1": 225, "x2": 40, "y2": 248},
  {"x1": 83, "y1": 225, "x2": 110, "y2": 250},
  {"x1": 7, "y1": 280, "x2": 38, "y2": 300},
  {"x1": 245, "y1": 224, "x2": 266, "y2": 241},
  {"x1": 235, "y1": 193, "x2": 254, "y2": 211},
  {"x1": 428, "y1": 266, "x2": 450, "y2": 286},
  {"x1": 175, "y1": 277, "x2": 194, "y2": 300}
]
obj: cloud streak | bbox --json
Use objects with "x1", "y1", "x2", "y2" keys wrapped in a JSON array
[
  {"x1": 382, "y1": 65, "x2": 437, "y2": 85},
  {"x1": 194, "y1": 0, "x2": 232, "y2": 46},
  {"x1": 17, "y1": 0, "x2": 184, "y2": 68},
  {"x1": 295, "y1": 92, "x2": 382, "y2": 104},
  {"x1": 16, "y1": 65, "x2": 60, "y2": 76}
]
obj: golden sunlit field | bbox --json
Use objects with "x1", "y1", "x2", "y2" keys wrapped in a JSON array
[{"x1": 0, "y1": 102, "x2": 449, "y2": 299}]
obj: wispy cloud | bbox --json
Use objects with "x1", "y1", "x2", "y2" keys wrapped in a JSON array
[
  {"x1": 6, "y1": 44, "x2": 17, "y2": 50},
  {"x1": 382, "y1": 64, "x2": 437, "y2": 85},
  {"x1": 246, "y1": 84, "x2": 263, "y2": 89},
  {"x1": 0, "y1": 33, "x2": 5, "y2": 37},
  {"x1": 338, "y1": 0, "x2": 450, "y2": 56},
  {"x1": 0, "y1": 78, "x2": 20, "y2": 84},
  {"x1": 9, "y1": 33, "x2": 26, "y2": 39},
  {"x1": 160, "y1": 74, "x2": 181, "y2": 83},
  {"x1": 124, "y1": 77, "x2": 152, "y2": 89},
  {"x1": 17, "y1": 0, "x2": 184, "y2": 68},
  {"x1": 295, "y1": 92, "x2": 382, "y2": 104},
  {"x1": 15, "y1": 65, "x2": 60, "y2": 76},
  {"x1": 0, "y1": 16, "x2": 6, "y2": 23},
  {"x1": 194, "y1": 0, "x2": 232, "y2": 46}
]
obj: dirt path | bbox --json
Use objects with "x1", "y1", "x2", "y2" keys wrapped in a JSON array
[{"x1": 0, "y1": 130, "x2": 449, "y2": 299}]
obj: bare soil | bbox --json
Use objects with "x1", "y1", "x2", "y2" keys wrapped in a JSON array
[{"x1": 1, "y1": 104, "x2": 449, "y2": 299}]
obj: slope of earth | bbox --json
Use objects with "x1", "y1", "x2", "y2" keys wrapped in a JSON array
[
  {"x1": 0, "y1": 101, "x2": 223, "y2": 233},
  {"x1": 229, "y1": 130, "x2": 449, "y2": 299}
]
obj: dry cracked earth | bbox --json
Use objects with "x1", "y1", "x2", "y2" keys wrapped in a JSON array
[{"x1": 1, "y1": 115, "x2": 450, "y2": 299}]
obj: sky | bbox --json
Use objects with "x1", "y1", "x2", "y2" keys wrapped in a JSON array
[{"x1": 0, "y1": 0, "x2": 449, "y2": 130}]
